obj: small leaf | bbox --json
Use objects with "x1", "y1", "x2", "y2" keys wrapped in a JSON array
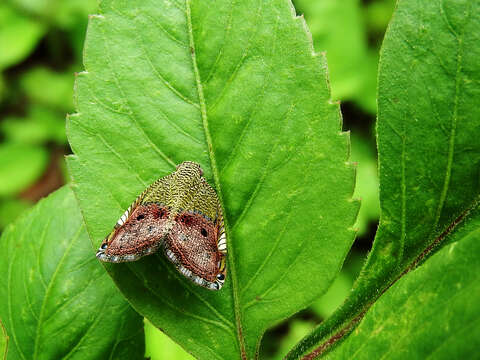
[
  {"x1": 0, "y1": 143, "x2": 48, "y2": 197},
  {"x1": 0, "y1": 186, "x2": 145, "y2": 359},
  {"x1": 326, "y1": 204, "x2": 480, "y2": 359},
  {"x1": 67, "y1": 0, "x2": 358, "y2": 358}
]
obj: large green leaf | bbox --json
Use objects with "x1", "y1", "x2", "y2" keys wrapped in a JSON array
[
  {"x1": 0, "y1": 186, "x2": 144, "y2": 359},
  {"x1": 66, "y1": 0, "x2": 358, "y2": 358},
  {"x1": 326, "y1": 204, "x2": 480, "y2": 359},
  {"x1": 289, "y1": 0, "x2": 480, "y2": 357}
]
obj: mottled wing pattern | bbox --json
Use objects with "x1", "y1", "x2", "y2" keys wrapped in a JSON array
[
  {"x1": 96, "y1": 161, "x2": 228, "y2": 291},
  {"x1": 96, "y1": 173, "x2": 173, "y2": 262},
  {"x1": 141, "y1": 171, "x2": 175, "y2": 207}
]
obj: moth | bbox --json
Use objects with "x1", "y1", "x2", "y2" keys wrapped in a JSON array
[{"x1": 96, "y1": 161, "x2": 227, "y2": 290}]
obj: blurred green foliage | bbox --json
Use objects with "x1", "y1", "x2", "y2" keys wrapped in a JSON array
[
  {"x1": 0, "y1": 142, "x2": 48, "y2": 196},
  {"x1": 350, "y1": 134, "x2": 380, "y2": 236},
  {"x1": 0, "y1": 0, "x2": 95, "y2": 233},
  {"x1": 295, "y1": 0, "x2": 395, "y2": 113},
  {"x1": 0, "y1": 3, "x2": 45, "y2": 71},
  {"x1": 0, "y1": 0, "x2": 392, "y2": 359}
]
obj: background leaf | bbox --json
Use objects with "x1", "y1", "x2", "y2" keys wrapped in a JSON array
[
  {"x1": 19, "y1": 67, "x2": 75, "y2": 112},
  {"x1": 0, "y1": 186, "x2": 145, "y2": 360},
  {"x1": 67, "y1": 0, "x2": 358, "y2": 358},
  {"x1": 288, "y1": 0, "x2": 480, "y2": 357},
  {"x1": 0, "y1": 3, "x2": 45, "y2": 71},
  {"x1": 0, "y1": 198, "x2": 31, "y2": 229},
  {"x1": 350, "y1": 134, "x2": 380, "y2": 236},
  {"x1": 294, "y1": 0, "x2": 380, "y2": 113},
  {"x1": 9, "y1": 0, "x2": 98, "y2": 30},
  {"x1": 1, "y1": 105, "x2": 67, "y2": 145},
  {"x1": 0, "y1": 143, "x2": 48, "y2": 197},
  {"x1": 145, "y1": 320, "x2": 194, "y2": 360},
  {"x1": 326, "y1": 203, "x2": 480, "y2": 359}
]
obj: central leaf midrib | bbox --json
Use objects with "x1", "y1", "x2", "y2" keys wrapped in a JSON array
[{"x1": 185, "y1": 0, "x2": 247, "y2": 358}]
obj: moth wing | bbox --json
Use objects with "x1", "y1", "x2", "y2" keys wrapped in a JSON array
[
  {"x1": 192, "y1": 178, "x2": 222, "y2": 222},
  {"x1": 97, "y1": 172, "x2": 175, "y2": 262},
  {"x1": 98, "y1": 204, "x2": 171, "y2": 262},
  {"x1": 139, "y1": 171, "x2": 175, "y2": 207}
]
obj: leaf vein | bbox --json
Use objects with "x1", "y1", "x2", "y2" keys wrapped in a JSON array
[
  {"x1": 185, "y1": 0, "x2": 246, "y2": 356},
  {"x1": 32, "y1": 224, "x2": 85, "y2": 359}
]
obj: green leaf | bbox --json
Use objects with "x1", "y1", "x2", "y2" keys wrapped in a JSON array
[
  {"x1": 326, "y1": 204, "x2": 480, "y2": 359},
  {"x1": 364, "y1": 0, "x2": 396, "y2": 34},
  {"x1": 0, "y1": 319, "x2": 7, "y2": 360},
  {"x1": 311, "y1": 272, "x2": 354, "y2": 320},
  {"x1": 0, "y1": 143, "x2": 49, "y2": 197},
  {"x1": 20, "y1": 67, "x2": 75, "y2": 112},
  {"x1": 1, "y1": 105, "x2": 67, "y2": 145},
  {"x1": 275, "y1": 320, "x2": 316, "y2": 360},
  {"x1": 67, "y1": 0, "x2": 358, "y2": 358},
  {"x1": 288, "y1": 0, "x2": 480, "y2": 357},
  {"x1": 370, "y1": 0, "x2": 480, "y2": 304},
  {"x1": 145, "y1": 320, "x2": 194, "y2": 360},
  {"x1": 350, "y1": 134, "x2": 380, "y2": 236},
  {"x1": 0, "y1": 3, "x2": 45, "y2": 70},
  {"x1": 0, "y1": 186, "x2": 145, "y2": 360},
  {"x1": 10, "y1": 0, "x2": 98, "y2": 30},
  {"x1": 0, "y1": 198, "x2": 31, "y2": 230},
  {"x1": 294, "y1": 0, "x2": 377, "y2": 113}
]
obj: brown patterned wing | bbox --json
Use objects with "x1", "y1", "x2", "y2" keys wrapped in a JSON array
[
  {"x1": 96, "y1": 170, "x2": 175, "y2": 262},
  {"x1": 163, "y1": 163, "x2": 227, "y2": 290},
  {"x1": 96, "y1": 203, "x2": 170, "y2": 262}
]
